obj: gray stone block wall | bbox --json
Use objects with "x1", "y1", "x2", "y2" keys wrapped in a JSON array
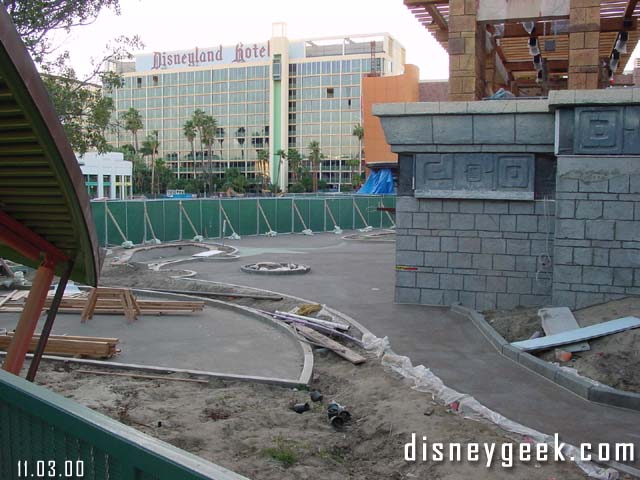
[
  {"x1": 552, "y1": 157, "x2": 640, "y2": 309},
  {"x1": 396, "y1": 197, "x2": 555, "y2": 310}
]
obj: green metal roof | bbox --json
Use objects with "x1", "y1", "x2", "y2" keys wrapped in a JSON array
[{"x1": 0, "y1": 7, "x2": 100, "y2": 285}]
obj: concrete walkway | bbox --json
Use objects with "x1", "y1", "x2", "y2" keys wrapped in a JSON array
[
  {"x1": 181, "y1": 233, "x2": 639, "y2": 467},
  {"x1": 0, "y1": 294, "x2": 305, "y2": 381}
]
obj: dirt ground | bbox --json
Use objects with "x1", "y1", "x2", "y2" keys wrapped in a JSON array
[
  {"x1": 33, "y1": 353, "x2": 589, "y2": 480},
  {"x1": 486, "y1": 297, "x2": 640, "y2": 393},
  {"x1": 11, "y1": 254, "x2": 595, "y2": 478}
]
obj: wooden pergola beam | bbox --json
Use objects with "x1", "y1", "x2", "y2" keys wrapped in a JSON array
[
  {"x1": 494, "y1": 17, "x2": 636, "y2": 38},
  {"x1": 425, "y1": 4, "x2": 448, "y2": 32},
  {"x1": 624, "y1": 0, "x2": 639, "y2": 18},
  {"x1": 505, "y1": 59, "x2": 568, "y2": 72},
  {"x1": 404, "y1": 0, "x2": 449, "y2": 5}
]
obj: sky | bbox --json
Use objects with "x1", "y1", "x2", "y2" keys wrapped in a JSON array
[
  {"x1": 55, "y1": 0, "x2": 450, "y2": 80},
  {"x1": 56, "y1": 0, "x2": 638, "y2": 82}
]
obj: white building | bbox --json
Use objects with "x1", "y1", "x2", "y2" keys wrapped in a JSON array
[{"x1": 77, "y1": 152, "x2": 133, "y2": 200}]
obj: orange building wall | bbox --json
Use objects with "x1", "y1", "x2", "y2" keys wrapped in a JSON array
[{"x1": 362, "y1": 64, "x2": 420, "y2": 167}]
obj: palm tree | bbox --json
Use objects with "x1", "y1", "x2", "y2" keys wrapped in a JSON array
[
  {"x1": 287, "y1": 148, "x2": 302, "y2": 183},
  {"x1": 308, "y1": 140, "x2": 321, "y2": 193},
  {"x1": 202, "y1": 116, "x2": 217, "y2": 194},
  {"x1": 216, "y1": 127, "x2": 226, "y2": 168},
  {"x1": 235, "y1": 126, "x2": 246, "y2": 174},
  {"x1": 191, "y1": 109, "x2": 208, "y2": 174},
  {"x1": 352, "y1": 123, "x2": 364, "y2": 179},
  {"x1": 275, "y1": 148, "x2": 286, "y2": 189},
  {"x1": 141, "y1": 130, "x2": 160, "y2": 195},
  {"x1": 257, "y1": 149, "x2": 269, "y2": 192},
  {"x1": 183, "y1": 120, "x2": 197, "y2": 179},
  {"x1": 122, "y1": 108, "x2": 143, "y2": 152}
]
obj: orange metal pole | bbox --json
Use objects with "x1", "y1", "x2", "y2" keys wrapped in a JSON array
[{"x1": 2, "y1": 260, "x2": 55, "y2": 375}]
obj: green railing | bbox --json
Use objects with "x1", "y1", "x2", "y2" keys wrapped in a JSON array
[
  {"x1": 0, "y1": 369, "x2": 248, "y2": 479},
  {"x1": 92, "y1": 195, "x2": 396, "y2": 246}
]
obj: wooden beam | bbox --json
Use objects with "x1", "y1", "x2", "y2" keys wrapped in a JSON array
[
  {"x1": 426, "y1": 4, "x2": 448, "y2": 32},
  {"x1": 505, "y1": 59, "x2": 568, "y2": 72},
  {"x1": 625, "y1": 0, "x2": 639, "y2": 19},
  {"x1": 494, "y1": 17, "x2": 636, "y2": 39},
  {"x1": 404, "y1": 0, "x2": 449, "y2": 5}
]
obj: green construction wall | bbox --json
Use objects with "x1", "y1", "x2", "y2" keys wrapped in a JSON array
[{"x1": 92, "y1": 195, "x2": 396, "y2": 246}]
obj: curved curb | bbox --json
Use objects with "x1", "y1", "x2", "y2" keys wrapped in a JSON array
[
  {"x1": 111, "y1": 241, "x2": 239, "y2": 265},
  {"x1": 53, "y1": 287, "x2": 313, "y2": 388},
  {"x1": 451, "y1": 304, "x2": 640, "y2": 412},
  {"x1": 240, "y1": 263, "x2": 311, "y2": 275}
]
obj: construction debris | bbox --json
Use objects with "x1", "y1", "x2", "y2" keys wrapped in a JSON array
[
  {"x1": 538, "y1": 307, "x2": 590, "y2": 353},
  {"x1": 294, "y1": 325, "x2": 365, "y2": 365},
  {"x1": 275, "y1": 310, "x2": 350, "y2": 332},
  {"x1": 0, "y1": 333, "x2": 118, "y2": 359},
  {"x1": 296, "y1": 303, "x2": 322, "y2": 317},
  {"x1": 75, "y1": 369, "x2": 209, "y2": 384},
  {"x1": 262, "y1": 310, "x2": 362, "y2": 347}
]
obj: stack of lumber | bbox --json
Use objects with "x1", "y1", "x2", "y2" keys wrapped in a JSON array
[{"x1": 0, "y1": 332, "x2": 119, "y2": 359}]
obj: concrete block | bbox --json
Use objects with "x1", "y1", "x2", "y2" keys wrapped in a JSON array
[
  {"x1": 575, "y1": 292, "x2": 605, "y2": 309},
  {"x1": 506, "y1": 239, "x2": 531, "y2": 255},
  {"x1": 554, "y1": 246, "x2": 573, "y2": 264},
  {"x1": 593, "y1": 248, "x2": 609, "y2": 266},
  {"x1": 552, "y1": 289, "x2": 576, "y2": 308},
  {"x1": 575, "y1": 200, "x2": 603, "y2": 219},
  {"x1": 472, "y1": 254, "x2": 492, "y2": 270},
  {"x1": 530, "y1": 240, "x2": 553, "y2": 257},
  {"x1": 630, "y1": 174, "x2": 640, "y2": 193},
  {"x1": 396, "y1": 212, "x2": 413, "y2": 228},
  {"x1": 397, "y1": 250, "x2": 424, "y2": 267},
  {"x1": 443, "y1": 289, "x2": 461, "y2": 305},
  {"x1": 396, "y1": 287, "x2": 421, "y2": 304},
  {"x1": 588, "y1": 386, "x2": 640, "y2": 411},
  {"x1": 484, "y1": 201, "x2": 509, "y2": 214},
  {"x1": 429, "y1": 212, "x2": 451, "y2": 229},
  {"x1": 610, "y1": 249, "x2": 639, "y2": 267},
  {"x1": 481, "y1": 238, "x2": 506, "y2": 254},
  {"x1": 383, "y1": 115, "x2": 434, "y2": 145},
  {"x1": 420, "y1": 288, "x2": 444, "y2": 305},
  {"x1": 450, "y1": 213, "x2": 475, "y2": 230},
  {"x1": 585, "y1": 220, "x2": 615, "y2": 240},
  {"x1": 405, "y1": 102, "x2": 440, "y2": 114},
  {"x1": 458, "y1": 237, "x2": 481, "y2": 253},
  {"x1": 492, "y1": 254, "x2": 515, "y2": 271},
  {"x1": 608, "y1": 175, "x2": 630, "y2": 194},
  {"x1": 373, "y1": 103, "x2": 406, "y2": 115},
  {"x1": 442, "y1": 200, "x2": 459, "y2": 212},
  {"x1": 518, "y1": 353, "x2": 559, "y2": 381},
  {"x1": 440, "y1": 274, "x2": 463, "y2": 290},
  {"x1": 554, "y1": 265, "x2": 582, "y2": 284},
  {"x1": 396, "y1": 235, "x2": 417, "y2": 251},
  {"x1": 432, "y1": 115, "x2": 473, "y2": 144},
  {"x1": 475, "y1": 292, "x2": 497, "y2": 311},
  {"x1": 412, "y1": 213, "x2": 430, "y2": 229},
  {"x1": 459, "y1": 291, "x2": 476, "y2": 309},
  {"x1": 486, "y1": 276, "x2": 507, "y2": 293},
  {"x1": 507, "y1": 277, "x2": 532, "y2": 294},
  {"x1": 464, "y1": 275, "x2": 487, "y2": 292},
  {"x1": 515, "y1": 256, "x2": 537, "y2": 272},
  {"x1": 397, "y1": 196, "x2": 419, "y2": 213},
  {"x1": 554, "y1": 370, "x2": 592, "y2": 398},
  {"x1": 417, "y1": 236, "x2": 441, "y2": 252},
  {"x1": 579, "y1": 179, "x2": 609, "y2": 193},
  {"x1": 534, "y1": 200, "x2": 556, "y2": 216},
  {"x1": 449, "y1": 252, "x2": 473, "y2": 269},
  {"x1": 516, "y1": 215, "x2": 539, "y2": 233},
  {"x1": 613, "y1": 268, "x2": 633, "y2": 287},
  {"x1": 423, "y1": 252, "x2": 448, "y2": 267},
  {"x1": 603, "y1": 201, "x2": 634, "y2": 220},
  {"x1": 556, "y1": 219, "x2": 585, "y2": 239},
  {"x1": 615, "y1": 221, "x2": 640, "y2": 241},
  {"x1": 459, "y1": 201, "x2": 484, "y2": 214},
  {"x1": 556, "y1": 177, "x2": 578, "y2": 193},
  {"x1": 467, "y1": 101, "x2": 518, "y2": 114},
  {"x1": 475, "y1": 214, "x2": 500, "y2": 231},
  {"x1": 497, "y1": 293, "x2": 520, "y2": 309},
  {"x1": 396, "y1": 271, "x2": 417, "y2": 288},
  {"x1": 419, "y1": 199, "x2": 443, "y2": 212},
  {"x1": 501, "y1": 344, "x2": 521, "y2": 362},
  {"x1": 473, "y1": 114, "x2": 515, "y2": 144},
  {"x1": 515, "y1": 113, "x2": 555, "y2": 144},
  {"x1": 441, "y1": 237, "x2": 458, "y2": 252},
  {"x1": 417, "y1": 272, "x2": 440, "y2": 289},
  {"x1": 509, "y1": 202, "x2": 535, "y2": 215},
  {"x1": 582, "y1": 266, "x2": 613, "y2": 285},
  {"x1": 572, "y1": 247, "x2": 593, "y2": 266},
  {"x1": 499, "y1": 215, "x2": 517, "y2": 231}
]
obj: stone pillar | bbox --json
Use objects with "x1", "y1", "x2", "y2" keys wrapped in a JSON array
[
  {"x1": 568, "y1": 0, "x2": 601, "y2": 90},
  {"x1": 448, "y1": 0, "x2": 484, "y2": 101}
]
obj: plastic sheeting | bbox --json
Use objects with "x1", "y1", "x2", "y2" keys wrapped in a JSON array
[
  {"x1": 358, "y1": 169, "x2": 395, "y2": 195},
  {"x1": 361, "y1": 332, "x2": 620, "y2": 480}
]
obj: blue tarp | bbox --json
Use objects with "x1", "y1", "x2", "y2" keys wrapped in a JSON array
[{"x1": 358, "y1": 168, "x2": 395, "y2": 194}]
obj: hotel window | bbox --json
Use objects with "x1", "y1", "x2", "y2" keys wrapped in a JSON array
[
  {"x1": 136, "y1": 77, "x2": 142, "y2": 88},
  {"x1": 152, "y1": 75, "x2": 159, "y2": 86}
]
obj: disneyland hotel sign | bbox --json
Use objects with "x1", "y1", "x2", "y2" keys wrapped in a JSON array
[{"x1": 144, "y1": 42, "x2": 271, "y2": 70}]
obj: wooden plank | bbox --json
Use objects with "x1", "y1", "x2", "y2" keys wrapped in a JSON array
[
  {"x1": 75, "y1": 369, "x2": 208, "y2": 384},
  {"x1": 0, "y1": 290, "x2": 18, "y2": 308},
  {"x1": 512, "y1": 316, "x2": 640, "y2": 352},
  {"x1": 295, "y1": 325, "x2": 366, "y2": 365},
  {"x1": 0, "y1": 335, "x2": 115, "y2": 358}
]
